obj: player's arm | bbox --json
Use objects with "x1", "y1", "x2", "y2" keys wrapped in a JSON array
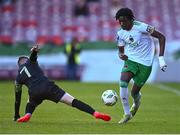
[
  {"x1": 142, "y1": 23, "x2": 167, "y2": 71},
  {"x1": 117, "y1": 35, "x2": 128, "y2": 61},
  {"x1": 29, "y1": 44, "x2": 39, "y2": 63},
  {"x1": 151, "y1": 30, "x2": 167, "y2": 71},
  {"x1": 14, "y1": 81, "x2": 22, "y2": 121},
  {"x1": 118, "y1": 46, "x2": 128, "y2": 60},
  {"x1": 151, "y1": 30, "x2": 166, "y2": 56}
]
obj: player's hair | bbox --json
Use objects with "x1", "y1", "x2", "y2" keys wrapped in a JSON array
[
  {"x1": 17, "y1": 56, "x2": 29, "y2": 65},
  {"x1": 115, "y1": 8, "x2": 134, "y2": 21}
]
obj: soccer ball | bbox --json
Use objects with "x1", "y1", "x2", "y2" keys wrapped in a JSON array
[{"x1": 101, "y1": 90, "x2": 118, "y2": 106}]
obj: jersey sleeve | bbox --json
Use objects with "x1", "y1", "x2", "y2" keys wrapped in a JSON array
[
  {"x1": 29, "y1": 51, "x2": 38, "y2": 62},
  {"x1": 139, "y1": 22, "x2": 155, "y2": 34},
  {"x1": 116, "y1": 32, "x2": 125, "y2": 47}
]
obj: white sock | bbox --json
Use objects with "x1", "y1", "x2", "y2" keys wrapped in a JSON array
[{"x1": 120, "y1": 87, "x2": 130, "y2": 115}]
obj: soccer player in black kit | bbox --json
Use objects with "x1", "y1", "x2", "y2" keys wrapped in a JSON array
[{"x1": 14, "y1": 44, "x2": 111, "y2": 122}]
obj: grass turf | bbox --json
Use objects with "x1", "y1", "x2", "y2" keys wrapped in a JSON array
[{"x1": 0, "y1": 81, "x2": 180, "y2": 134}]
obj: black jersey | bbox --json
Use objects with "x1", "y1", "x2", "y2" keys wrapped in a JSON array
[
  {"x1": 15, "y1": 51, "x2": 48, "y2": 90},
  {"x1": 16, "y1": 60, "x2": 48, "y2": 89}
]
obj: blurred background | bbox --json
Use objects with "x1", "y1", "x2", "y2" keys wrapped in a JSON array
[{"x1": 0, "y1": 0, "x2": 179, "y2": 82}]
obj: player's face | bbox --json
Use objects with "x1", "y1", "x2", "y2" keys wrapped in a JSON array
[{"x1": 118, "y1": 16, "x2": 132, "y2": 30}]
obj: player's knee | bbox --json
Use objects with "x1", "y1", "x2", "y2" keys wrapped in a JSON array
[
  {"x1": 60, "y1": 93, "x2": 74, "y2": 106},
  {"x1": 119, "y1": 81, "x2": 128, "y2": 88},
  {"x1": 28, "y1": 100, "x2": 42, "y2": 107}
]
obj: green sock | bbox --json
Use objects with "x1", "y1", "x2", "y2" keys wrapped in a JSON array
[{"x1": 131, "y1": 92, "x2": 140, "y2": 104}]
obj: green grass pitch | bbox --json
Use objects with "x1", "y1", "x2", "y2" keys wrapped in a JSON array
[{"x1": 0, "y1": 81, "x2": 180, "y2": 134}]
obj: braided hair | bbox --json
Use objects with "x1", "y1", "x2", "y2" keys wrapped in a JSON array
[{"x1": 115, "y1": 8, "x2": 135, "y2": 21}]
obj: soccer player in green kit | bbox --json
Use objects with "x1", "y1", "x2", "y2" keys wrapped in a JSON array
[{"x1": 115, "y1": 8, "x2": 167, "y2": 124}]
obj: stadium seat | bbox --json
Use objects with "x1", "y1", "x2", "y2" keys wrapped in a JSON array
[{"x1": 0, "y1": 0, "x2": 179, "y2": 43}]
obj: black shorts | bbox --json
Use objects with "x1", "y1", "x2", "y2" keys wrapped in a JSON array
[{"x1": 29, "y1": 81, "x2": 66, "y2": 105}]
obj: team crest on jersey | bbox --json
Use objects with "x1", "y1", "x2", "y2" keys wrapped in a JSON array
[
  {"x1": 126, "y1": 35, "x2": 138, "y2": 47},
  {"x1": 129, "y1": 35, "x2": 134, "y2": 42}
]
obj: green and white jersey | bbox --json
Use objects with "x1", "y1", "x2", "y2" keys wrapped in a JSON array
[{"x1": 117, "y1": 20, "x2": 155, "y2": 66}]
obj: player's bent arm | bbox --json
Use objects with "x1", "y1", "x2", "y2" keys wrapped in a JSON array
[
  {"x1": 30, "y1": 45, "x2": 39, "y2": 62},
  {"x1": 118, "y1": 46, "x2": 128, "y2": 61},
  {"x1": 29, "y1": 50, "x2": 38, "y2": 62},
  {"x1": 14, "y1": 81, "x2": 22, "y2": 121},
  {"x1": 151, "y1": 30, "x2": 167, "y2": 71},
  {"x1": 30, "y1": 44, "x2": 39, "y2": 63},
  {"x1": 151, "y1": 30, "x2": 166, "y2": 56},
  {"x1": 118, "y1": 46, "x2": 124, "y2": 54}
]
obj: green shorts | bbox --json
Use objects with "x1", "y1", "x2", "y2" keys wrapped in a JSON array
[{"x1": 121, "y1": 60, "x2": 152, "y2": 87}]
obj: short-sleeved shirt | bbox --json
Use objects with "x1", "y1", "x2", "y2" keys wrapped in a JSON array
[{"x1": 116, "y1": 20, "x2": 155, "y2": 66}]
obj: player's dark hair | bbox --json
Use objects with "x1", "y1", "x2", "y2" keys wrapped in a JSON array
[
  {"x1": 17, "y1": 56, "x2": 29, "y2": 65},
  {"x1": 115, "y1": 8, "x2": 134, "y2": 21}
]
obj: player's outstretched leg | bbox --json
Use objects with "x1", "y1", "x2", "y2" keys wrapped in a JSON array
[
  {"x1": 93, "y1": 111, "x2": 111, "y2": 121},
  {"x1": 17, "y1": 113, "x2": 31, "y2": 122},
  {"x1": 130, "y1": 92, "x2": 141, "y2": 117},
  {"x1": 71, "y1": 99, "x2": 111, "y2": 121},
  {"x1": 61, "y1": 93, "x2": 111, "y2": 122}
]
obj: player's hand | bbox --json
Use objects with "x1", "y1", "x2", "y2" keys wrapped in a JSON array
[
  {"x1": 13, "y1": 115, "x2": 20, "y2": 121},
  {"x1": 31, "y1": 43, "x2": 39, "y2": 52},
  {"x1": 158, "y1": 56, "x2": 167, "y2": 72},
  {"x1": 119, "y1": 53, "x2": 128, "y2": 61}
]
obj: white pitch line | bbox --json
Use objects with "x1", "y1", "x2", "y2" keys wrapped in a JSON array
[{"x1": 155, "y1": 84, "x2": 180, "y2": 96}]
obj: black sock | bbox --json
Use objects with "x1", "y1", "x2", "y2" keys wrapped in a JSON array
[
  {"x1": 72, "y1": 99, "x2": 95, "y2": 115},
  {"x1": 25, "y1": 102, "x2": 36, "y2": 114}
]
